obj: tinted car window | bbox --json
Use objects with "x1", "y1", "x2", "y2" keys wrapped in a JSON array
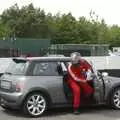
[
  {"x1": 5, "y1": 59, "x2": 28, "y2": 75},
  {"x1": 32, "y1": 62, "x2": 59, "y2": 76}
]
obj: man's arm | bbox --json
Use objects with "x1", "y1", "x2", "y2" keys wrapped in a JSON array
[
  {"x1": 84, "y1": 60, "x2": 95, "y2": 80},
  {"x1": 68, "y1": 63, "x2": 87, "y2": 82},
  {"x1": 60, "y1": 62, "x2": 68, "y2": 76}
]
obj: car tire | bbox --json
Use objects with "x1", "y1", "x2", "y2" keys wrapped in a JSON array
[
  {"x1": 23, "y1": 93, "x2": 47, "y2": 117},
  {"x1": 110, "y1": 87, "x2": 120, "y2": 110}
]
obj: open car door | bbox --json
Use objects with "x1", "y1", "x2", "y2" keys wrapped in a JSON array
[{"x1": 91, "y1": 63, "x2": 105, "y2": 103}]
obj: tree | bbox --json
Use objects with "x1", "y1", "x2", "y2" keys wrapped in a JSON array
[
  {"x1": 52, "y1": 13, "x2": 78, "y2": 44},
  {"x1": 0, "y1": 3, "x2": 120, "y2": 46},
  {"x1": 109, "y1": 25, "x2": 120, "y2": 46},
  {"x1": 1, "y1": 4, "x2": 51, "y2": 38},
  {"x1": 0, "y1": 23, "x2": 10, "y2": 38}
]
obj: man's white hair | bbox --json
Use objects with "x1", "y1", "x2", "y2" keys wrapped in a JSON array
[{"x1": 70, "y1": 52, "x2": 81, "y2": 64}]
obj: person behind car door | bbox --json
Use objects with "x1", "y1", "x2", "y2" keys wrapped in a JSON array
[{"x1": 67, "y1": 52, "x2": 94, "y2": 114}]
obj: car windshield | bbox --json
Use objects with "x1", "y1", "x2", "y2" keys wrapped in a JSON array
[{"x1": 5, "y1": 59, "x2": 28, "y2": 75}]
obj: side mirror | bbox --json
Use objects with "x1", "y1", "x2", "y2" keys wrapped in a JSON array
[{"x1": 102, "y1": 72, "x2": 108, "y2": 77}]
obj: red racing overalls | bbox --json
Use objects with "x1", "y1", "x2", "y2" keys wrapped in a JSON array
[{"x1": 67, "y1": 59, "x2": 94, "y2": 110}]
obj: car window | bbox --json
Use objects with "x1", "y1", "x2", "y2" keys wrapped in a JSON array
[
  {"x1": 5, "y1": 59, "x2": 28, "y2": 75},
  {"x1": 32, "y1": 62, "x2": 59, "y2": 76},
  {"x1": 0, "y1": 58, "x2": 12, "y2": 73}
]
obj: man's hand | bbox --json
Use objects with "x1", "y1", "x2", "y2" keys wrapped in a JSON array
[
  {"x1": 81, "y1": 79, "x2": 93, "y2": 83},
  {"x1": 80, "y1": 80, "x2": 87, "y2": 83},
  {"x1": 74, "y1": 77, "x2": 88, "y2": 83}
]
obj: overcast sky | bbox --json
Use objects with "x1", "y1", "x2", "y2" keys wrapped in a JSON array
[{"x1": 0, "y1": 0, "x2": 120, "y2": 25}]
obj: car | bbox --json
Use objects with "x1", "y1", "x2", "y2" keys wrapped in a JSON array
[{"x1": 0, "y1": 57, "x2": 120, "y2": 117}]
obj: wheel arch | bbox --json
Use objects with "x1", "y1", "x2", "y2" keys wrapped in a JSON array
[
  {"x1": 107, "y1": 84, "x2": 120, "y2": 104},
  {"x1": 21, "y1": 87, "x2": 52, "y2": 108}
]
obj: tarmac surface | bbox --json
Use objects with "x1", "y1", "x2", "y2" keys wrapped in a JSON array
[{"x1": 0, "y1": 105, "x2": 120, "y2": 120}]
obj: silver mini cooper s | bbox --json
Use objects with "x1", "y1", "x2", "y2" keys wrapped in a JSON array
[{"x1": 0, "y1": 57, "x2": 120, "y2": 117}]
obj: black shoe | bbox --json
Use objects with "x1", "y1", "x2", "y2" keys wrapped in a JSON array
[{"x1": 73, "y1": 109, "x2": 80, "y2": 115}]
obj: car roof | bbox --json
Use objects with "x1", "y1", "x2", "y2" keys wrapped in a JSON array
[
  {"x1": 13, "y1": 57, "x2": 71, "y2": 62},
  {"x1": 46, "y1": 54, "x2": 65, "y2": 57}
]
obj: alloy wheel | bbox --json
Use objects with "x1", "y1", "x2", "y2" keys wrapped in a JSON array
[
  {"x1": 113, "y1": 90, "x2": 120, "y2": 108},
  {"x1": 26, "y1": 94, "x2": 46, "y2": 116}
]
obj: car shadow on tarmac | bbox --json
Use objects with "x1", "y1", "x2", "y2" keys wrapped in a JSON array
[{"x1": 1, "y1": 105, "x2": 120, "y2": 118}]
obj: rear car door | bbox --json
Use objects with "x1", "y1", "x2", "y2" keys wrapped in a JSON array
[{"x1": 28, "y1": 61, "x2": 67, "y2": 104}]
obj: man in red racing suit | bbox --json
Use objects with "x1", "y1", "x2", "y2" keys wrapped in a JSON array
[{"x1": 67, "y1": 52, "x2": 94, "y2": 114}]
